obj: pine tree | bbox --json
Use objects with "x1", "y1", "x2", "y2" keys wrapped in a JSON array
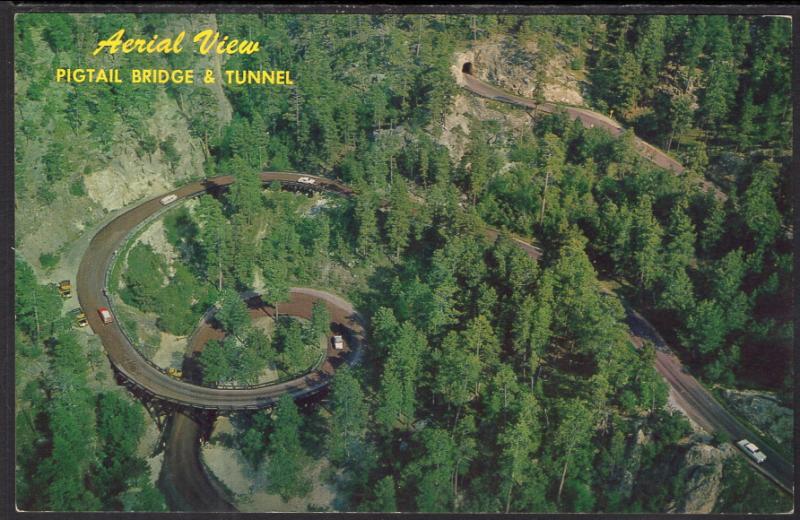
[
  {"x1": 376, "y1": 322, "x2": 426, "y2": 430},
  {"x1": 742, "y1": 161, "x2": 781, "y2": 253},
  {"x1": 195, "y1": 194, "x2": 229, "y2": 290},
  {"x1": 328, "y1": 367, "x2": 369, "y2": 466},
  {"x1": 261, "y1": 254, "x2": 290, "y2": 318},
  {"x1": 553, "y1": 399, "x2": 594, "y2": 506},
  {"x1": 499, "y1": 393, "x2": 541, "y2": 512},
  {"x1": 662, "y1": 198, "x2": 696, "y2": 271},
  {"x1": 266, "y1": 395, "x2": 311, "y2": 499},
  {"x1": 386, "y1": 176, "x2": 413, "y2": 260},
  {"x1": 630, "y1": 195, "x2": 664, "y2": 292},
  {"x1": 216, "y1": 288, "x2": 250, "y2": 337},
  {"x1": 354, "y1": 187, "x2": 379, "y2": 258},
  {"x1": 227, "y1": 158, "x2": 263, "y2": 225},
  {"x1": 402, "y1": 428, "x2": 457, "y2": 512},
  {"x1": 432, "y1": 331, "x2": 480, "y2": 408}
]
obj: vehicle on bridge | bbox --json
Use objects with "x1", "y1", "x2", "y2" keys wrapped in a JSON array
[
  {"x1": 160, "y1": 194, "x2": 178, "y2": 205},
  {"x1": 57, "y1": 279, "x2": 71, "y2": 298},
  {"x1": 297, "y1": 176, "x2": 316, "y2": 185},
  {"x1": 98, "y1": 307, "x2": 114, "y2": 324},
  {"x1": 737, "y1": 439, "x2": 767, "y2": 463}
]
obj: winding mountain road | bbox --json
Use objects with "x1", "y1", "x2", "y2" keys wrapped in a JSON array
[
  {"x1": 76, "y1": 173, "x2": 362, "y2": 411},
  {"x1": 160, "y1": 412, "x2": 237, "y2": 512},
  {"x1": 75, "y1": 173, "x2": 367, "y2": 511},
  {"x1": 461, "y1": 70, "x2": 791, "y2": 495},
  {"x1": 461, "y1": 71, "x2": 725, "y2": 200},
  {"x1": 462, "y1": 72, "x2": 684, "y2": 173},
  {"x1": 75, "y1": 72, "x2": 791, "y2": 509},
  {"x1": 627, "y1": 306, "x2": 793, "y2": 494}
]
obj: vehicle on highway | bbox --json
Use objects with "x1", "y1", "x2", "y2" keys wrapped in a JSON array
[
  {"x1": 71, "y1": 309, "x2": 88, "y2": 327},
  {"x1": 297, "y1": 176, "x2": 316, "y2": 185},
  {"x1": 57, "y1": 279, "x2": 72, "y2": 298},
  {"x1": 166, "y1": 367, "x2": 183, "y2": 379},
  {"x1": 160, "y1": 194, "x2": 178, "y2": 205},
  {"x1": 332, "y1": 335, "x2": 344, "y2": 350},
  {"x1": 737, "y1": 439, "x2": 767, "y2": 463},
  {"x1": 98, "y1": 307, "x2": 113, "y2": 324}
]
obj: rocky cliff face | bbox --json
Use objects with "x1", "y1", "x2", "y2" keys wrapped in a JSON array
[
  {"x1": 436, "y1": 92, "x2": 533, "y2": 163},
  {"x1": 620, "y1": 428, "x2": 649, "y2": 497},
  {"x1": 453, "y1": 37, "x2": 584, "y2": 106},
  {"x1": 441, "y1": 35, "x2": 587, "y2": 162},
  {"x1": 84, "y1": 13, "x2": 233, "y2": 214},
  {"x1": 17, "y1": 89, "x2": 206, "y2": 288},
  {"x1": 720, "y1": 388, "x2": 793, "y2": 453},
  {"x1": 667, "y1": 436, "x2": 734, "y2": 514},
  {"x1": 16, "y1": 14, "x2": 233, "y2": 279},
  {"x1": 84, "y1": 93, "x2": 205, "y2": 213}
]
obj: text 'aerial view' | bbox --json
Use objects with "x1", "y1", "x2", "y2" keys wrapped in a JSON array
[{"x1": 11, "y1": 9, "x2": 793, "y2": 514}]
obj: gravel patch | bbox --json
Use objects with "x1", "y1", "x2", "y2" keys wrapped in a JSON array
[
  {"x1": 202, "y1": 416, "x2": 339, "y2": 512},
  {"x1": 151, "y1": 331, "x2": 189, "y2": 370}
]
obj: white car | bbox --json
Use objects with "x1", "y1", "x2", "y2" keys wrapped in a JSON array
[
  {"x1": 160, "y1": 194, "x2": 178, "y2": 205},
  {"x1": 297, "y1": 176, "x2": 316, "y2": 185},
  {"x1": 736, "y1": 439, "x2": 767, "y2": 464}
]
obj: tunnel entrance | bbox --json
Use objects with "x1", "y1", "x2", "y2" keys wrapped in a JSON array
[{"x1": 462, "y1": 62, "x2": 473, "y2": 74}]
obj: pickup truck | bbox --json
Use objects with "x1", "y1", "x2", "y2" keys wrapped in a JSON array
[
  {"x1": 736, "y1": 439, "x2": 767, "y2": 464},
  {"x1": 160, "y1": 194, "x2": 178, "y2": 205},
  {"x1": 297, "y1": 176, "x2": 316, "y2": 185},
  {"x1": 332, "y1": 335, "x2": 344, "y2": 350}
]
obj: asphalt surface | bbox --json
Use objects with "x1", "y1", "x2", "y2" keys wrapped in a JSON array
[
  {"x1": 74, "y1": 173, "x2": 363, "y2": 511},
  {"x1": 626, "y1": 306, "x2": 793, "y2": 494},
  {"x1": 494, "y1": 229, "x2": 793, "y2": 493},
  {"x1": 465, "y1": 74, "x2": 791, "y2": 494},
  {"x1": 76, "y1": 96, "x2": 790, "y2": 508},
  {"x1": 462, "y1": 73, "x2": 685, "y2": 173},
  {"x1": 160, "y1": 412, "x2": 237, "y2": 512},
  {"x1": 76, "y1": 173, "x2": 361, "y2": 411}
]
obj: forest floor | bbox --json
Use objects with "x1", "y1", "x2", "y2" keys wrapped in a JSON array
[
  {"x1": 251, "y1": 315, "x2": 280, "y2": 384},
  {"x1": 201, "y1": 416, "x2": 339, "y2": 512},
  {"x1": 152, "y1": 332, "x2": 188, "y2": 371}
]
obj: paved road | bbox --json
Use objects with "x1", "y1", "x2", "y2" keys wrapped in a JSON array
[
  {"x1": 489, "y1": 227, "x2": 792, "y2": 494},
  {"x1": 78, "y1": 170, "x2": 789, "y2": 506},
  {"x1": 76, "y1": 173, "x2": 362, "y2": 411},
  {"x1": 159, "y1": 289, "x2": 363, "y2": 512},
  {"x1": 464, "y1": 74, "x2": 792, "y2": 494},
  {"x1": 625, "y1": 306, "x2": 794, "y2": 494},
  {"x1": 74, "y1": 173, "x2": 364, "y2": 510},
  {"x1": 461, "y1": 73, "x2": 684, "y2": 173},
  {"x1": 160, "y1": 412, "x2": 236, "y2": 512},
  {"x1": 462, "y1": 72, "x2": 725, "y2": 200}
]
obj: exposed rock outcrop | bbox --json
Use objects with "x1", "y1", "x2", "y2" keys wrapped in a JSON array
[
  {"x1": 436, "y1": 92, "x2": 533, "y2": 162},
  {"x1": 667, "y1": 437, "x2": 734, "y2": 514},
  {"x1": 720, "y1": 388, "x2": 793, "y2": 452},
  {"x1": 84, "y1": 94, "x2": 205, "y2": 212},
  {"x1": 453, "y1": 37, "x2": 584, "y2": 106},
  {"x1": 442, "y1": 36, "x2": 586, "y2": 163}
]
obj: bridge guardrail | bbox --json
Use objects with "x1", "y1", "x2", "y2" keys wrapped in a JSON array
[{"x1": 100, "y1": 182, "x2": 347, "y2": 402}]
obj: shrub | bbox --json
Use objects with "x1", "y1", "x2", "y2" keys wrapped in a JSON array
[
  {"x1": 38, "y1": 252, "x2": 60, "y2": 271},
  {"x1": 69, "y1": 178, "x2": 86, "y2": 197}
]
